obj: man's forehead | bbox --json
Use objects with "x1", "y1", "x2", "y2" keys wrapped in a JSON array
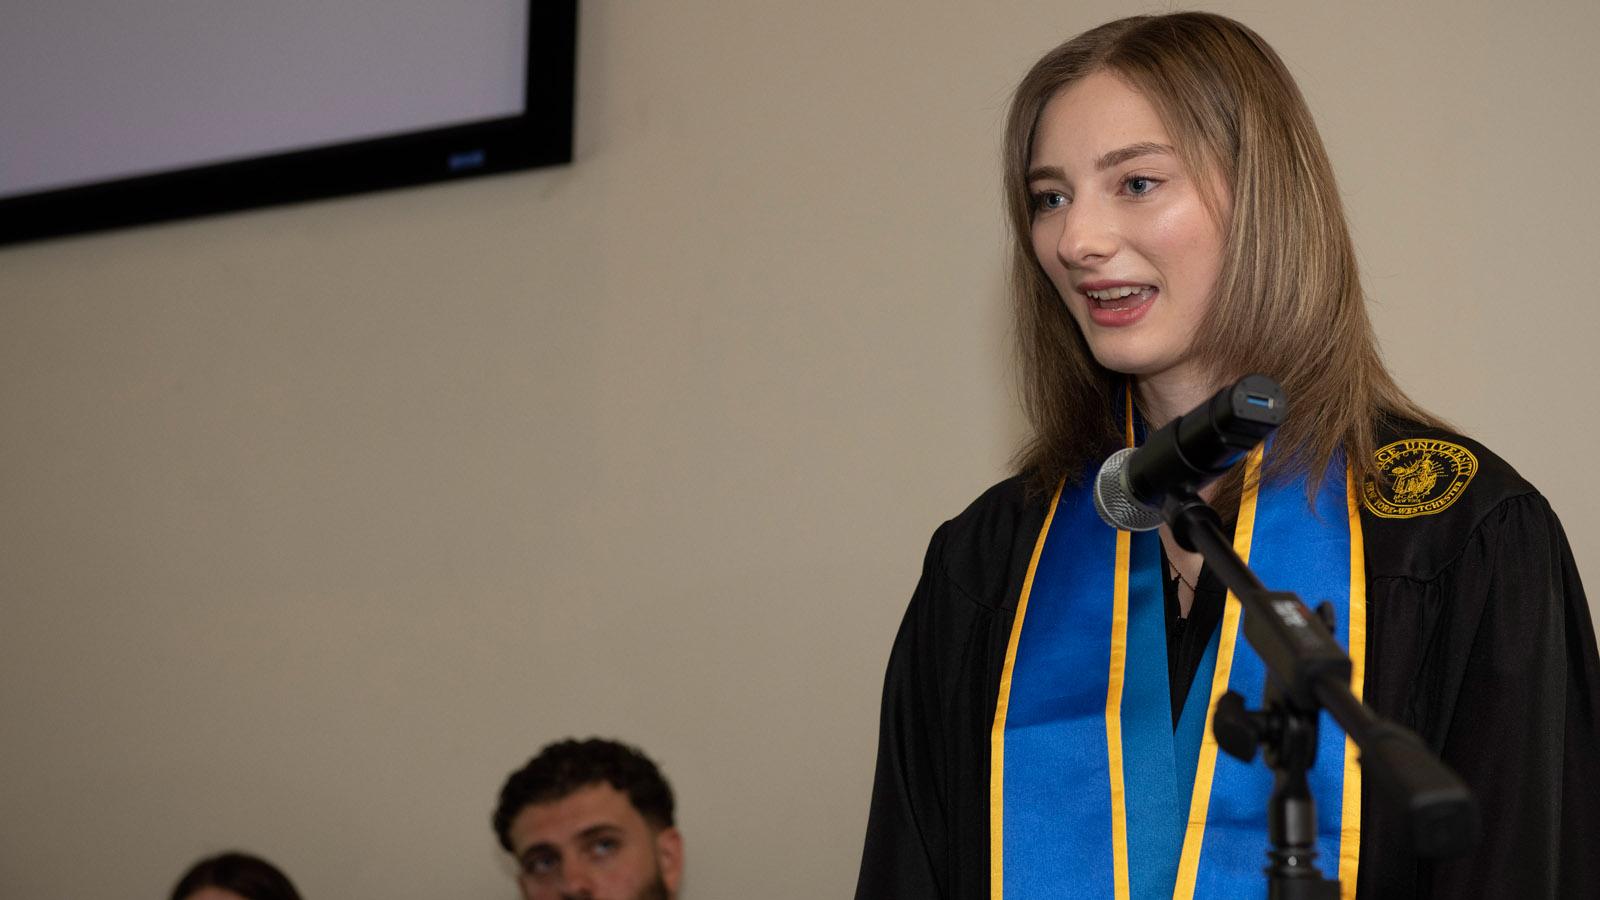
[{"x1": 509, "y1": 781, "x2": 642, "y2": 852}]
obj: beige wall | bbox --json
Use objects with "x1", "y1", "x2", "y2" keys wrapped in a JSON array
[{"x1": 2, "y1": 3, "x2": 1595, "y2": 897}]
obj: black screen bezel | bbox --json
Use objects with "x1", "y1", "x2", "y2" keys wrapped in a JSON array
[{"x1": 0, "y1": 1, "x2": 576, "y2": 246}]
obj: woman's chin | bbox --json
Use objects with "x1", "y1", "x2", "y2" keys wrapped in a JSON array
[
  {"x1": 1089, "y1": 353, "x2": 1165, "y2": 379},
  {"x1": 1087, "y1": 345, "x2": 1204, "y2": 385}
]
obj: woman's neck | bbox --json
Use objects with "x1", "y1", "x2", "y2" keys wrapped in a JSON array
[{"x1": 1135, "y1": 367, "x2": 1223, "y2": 430}]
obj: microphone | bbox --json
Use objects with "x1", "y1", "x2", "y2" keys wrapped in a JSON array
[{"x1": 1093, "y1": 374, "x2": 1286, "y2": 530}]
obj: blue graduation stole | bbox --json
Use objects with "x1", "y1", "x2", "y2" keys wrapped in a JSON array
[{"x1": 989, "y1": 439, "x2": 1368, "y2": 900}]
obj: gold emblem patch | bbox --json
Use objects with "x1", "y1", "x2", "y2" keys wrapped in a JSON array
[{"x1": 1362, "y1": 438, "x2": 1478, "y2": 519}]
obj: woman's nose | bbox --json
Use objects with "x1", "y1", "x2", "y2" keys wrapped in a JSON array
[{"x1": 1056, "y1": 200, "x2": 1117, "y2": 266}]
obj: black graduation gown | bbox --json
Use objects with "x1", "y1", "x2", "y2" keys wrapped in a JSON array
[{"x1": 855, "y1": 426, "x2": 1600, "y2": 899}]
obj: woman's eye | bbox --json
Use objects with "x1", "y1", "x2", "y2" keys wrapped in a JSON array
[
  {"x1": 1124, "y1": 176, "x2": 1158, "y2": 196},
  {"x1": 1032, "y1": 190, "x2": 1067, "y2": 211}
]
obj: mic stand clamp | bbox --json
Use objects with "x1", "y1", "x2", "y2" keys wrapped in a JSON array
[{"x1": 1212, "y1": 645, "x2": 1342, "y2": 900}]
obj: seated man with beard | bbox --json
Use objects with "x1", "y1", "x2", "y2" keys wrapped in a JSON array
[{"x1": 493, "y1": 738, "x2": 684, "y2": 900}]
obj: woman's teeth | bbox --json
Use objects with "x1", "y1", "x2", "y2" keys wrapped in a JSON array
[{"x1": 1085, "y1": 285, "x2": 1155, "y2": 307}]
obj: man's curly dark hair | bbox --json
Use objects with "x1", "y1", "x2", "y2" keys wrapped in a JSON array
[{"x1": 493, "y1": 737, "x2": 676, "y2": 852}]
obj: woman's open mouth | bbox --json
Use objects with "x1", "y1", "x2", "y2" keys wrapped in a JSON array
[{"x1": 1082, "y1": 284, "x2": 1157, "y2": 325}]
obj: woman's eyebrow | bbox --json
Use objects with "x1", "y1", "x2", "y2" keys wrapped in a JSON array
[
  {"x1": 1025, "y1": 164, "x2": 1065, "y2": 184},
  {"x1": 1095, "y1": 141, "x2": 1174, "y2": 170},
  {"x1": 1025, "y1": 143, "x2": 1175, "y2": 184}
]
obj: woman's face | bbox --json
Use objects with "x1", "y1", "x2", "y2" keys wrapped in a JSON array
[{"x1": 1027, "y1": 70, "x2": 1228, "y2": 389}]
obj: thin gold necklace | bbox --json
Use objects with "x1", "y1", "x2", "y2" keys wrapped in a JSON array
[
  {"x1": 1166, "y1": 556, "x2": 1198, "y2": 593},
  {"x1": 1159, "y1": 530, "x2": 1198, "y2": 594}
]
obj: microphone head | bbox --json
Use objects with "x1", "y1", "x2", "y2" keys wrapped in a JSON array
[{"x1": 1094, "y1": 447, "x2": 1164, "y2": 531}]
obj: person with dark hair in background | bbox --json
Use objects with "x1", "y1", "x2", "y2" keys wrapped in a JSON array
[
  {"x1": 855, "y1": 11, "x2": 1599, "y2": 900},
  {"x1": 494, "y1": 737, "x2": 684, "y2": 900},
  {"x1": 170, "y1": 851, "x2": 302, "y2": 900}
]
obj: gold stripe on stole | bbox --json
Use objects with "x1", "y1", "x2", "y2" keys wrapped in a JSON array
[
  {"x1": 989, "y1": 480, "x2": 1065, "y2": 900},
  {"x1": 1106, "y1": 389, "x2": 1137, "y2": 898},
  {"x1": 1107, "y1": 528, "x2": 1133, "y2": 900},
  {"x1": 1338, "y1": 469, "x2": 1367, "y2": 898},
  {"x1": 1171, "y1": 446, "x2": 1264, "y2": 899}
]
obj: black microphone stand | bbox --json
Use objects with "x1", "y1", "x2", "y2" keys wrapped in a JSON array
[{"x1": 1160, "y1": 490, "x2": 1479, "y2": 899}]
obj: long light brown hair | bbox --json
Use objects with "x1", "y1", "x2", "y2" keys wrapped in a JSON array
[{"x1": 1004, "y1": 12, "x2": 1443, "y2": 503}]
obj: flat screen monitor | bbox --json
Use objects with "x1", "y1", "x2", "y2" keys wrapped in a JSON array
[{"x1": 0, "y1": 0, "x2": 576, "y2": 245}]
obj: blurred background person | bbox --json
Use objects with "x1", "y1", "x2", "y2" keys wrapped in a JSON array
[
  {"x1": 494, "y1": 737, "x2": 683, "y2": 900},
  {"x1": 169, "y1": 851, "x2": 302, "y2": 900}
]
